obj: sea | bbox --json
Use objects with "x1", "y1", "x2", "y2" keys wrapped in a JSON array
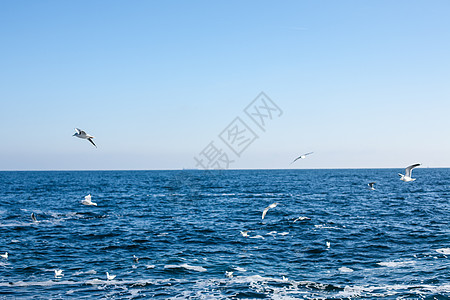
[{"x1": 0, "y1": 169, "x2": 449, "y2": 299}]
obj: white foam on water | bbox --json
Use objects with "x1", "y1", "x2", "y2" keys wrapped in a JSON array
[
  {"x1": 3, "y1": 275, "x2": 448, "y2": 299},
  {"x1": 338, "y1": 266, "x2": 354, "y2": 273},
  {"x1": 234, "y1": 266, "x2": 246, "y2": 272},
  {"x1": 436, "y1": 248, "x2": 450, "y2": 254},
  {"x1": 250, "y1": 235, "x2": 265, "y2": 239},
  {"x1": 0, "y1": 280, "x2": 78, "y2": 287},
  {"x1": 314, "y1": 224, "x2": 340, "y2": 229},
  {"x1": 74, "y1": 269, "x2": 97, "y2": 276},
  {"x1": 377, "y1": 261, "x2": 416, "y2": 267},
  {"x1": 85, "y1": 278, "x2": 105, "y2": 285},
  {"x1": 164, "y1": 263, "x2": 207, "y2": 272},
  {"x1": 336, "y1": 285, "x2": 363, "y2": 298}
]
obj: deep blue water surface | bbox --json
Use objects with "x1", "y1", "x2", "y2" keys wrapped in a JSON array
[{"x1": 0, "y1": 169, "x2": 449, "y2": 299}]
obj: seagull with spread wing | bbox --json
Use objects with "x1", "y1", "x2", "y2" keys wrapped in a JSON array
[
  {"x1": 290, "y1": 152, "x2": 313, "y2": 164},
  {"x1": 73, "y1": 128, "x2": 97, "y2": 148},
  {"x1": 81, "y1": 194, "x2": 97, "y2": 206},
  {"x1": 399, "y1": 163, "x2": 421, "y2": 182},
  {"x1": 262, "y1": 202, "x2": 279, "y2": 220}
]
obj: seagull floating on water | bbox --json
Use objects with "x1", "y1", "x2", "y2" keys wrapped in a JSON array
[
  {"x1": 106, "y1": 272, "x2": 116, "y2": 280},
  {"x1": 240, "y1": 231, "x2": 249, "y2": 237},
  {"x1": 1, "y1": 252, "x2": 8, "y2": 259},
  {"x1": 225, "y1": 271, "x2": 233, "y2": 278},
  {"x1": 54, "y1": 269, "x2": 64, "y2": 278},
  {"x1": 399, "y1": 163, "x2": 421, "y2": 182},
  {"x1": 73, "y1": 128, "x2": 97, "y2": 148},
  {"x1": 326, "y1": 241, "x2": 331, "y2": 249},
  {"x1": 368, "y1": 182, "x2": 376, "y2": 190},
  {"x1": 81, "y1": 194, "x2": 97, "y2": 206},
  {"x1": 262, "y1": 202, "x2": 279, "y2": 220},
  {"x1": 290, "y1": 152, "x2": 314, "y2": 164}
]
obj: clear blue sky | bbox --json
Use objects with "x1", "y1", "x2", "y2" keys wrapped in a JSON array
[{"x1": 1, "y1": 0, "x2": 449, "y2": 170}]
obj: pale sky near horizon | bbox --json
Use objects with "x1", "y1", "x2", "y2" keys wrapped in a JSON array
[{"x1": 1, "y1": 0, "x2": 449, "y2": 170}]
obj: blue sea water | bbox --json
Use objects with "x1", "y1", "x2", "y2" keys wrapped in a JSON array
[{"x1": 0, "y1": 169, "x2": 449, "y2": 299}]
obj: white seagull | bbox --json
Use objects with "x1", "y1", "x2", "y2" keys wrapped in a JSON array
[
  {"x1": 54, "y1": 269, "x2": 64, "y2": 278},
  {"x1": 293, "y1": 216, "x2": 311, "y2": 223},
  {"x1": 399, "y1": 163, "x2": 421, "y2": 182},
  {"x1": 262, "y1": 202, "x2": 279, "y2": 220},
  {"x1": 290, "y1": 152, "x2": 313, "y2": 164},
  {"x1": 368, "y1": 182, "x2": 376, "y2": 190},
  {"x1": 240, "y1": 231, "x2": 249, "y2": 237},
  {"x1": 225, "y1": 271, "x2": 233, "y2": 278},
  {"x1": 73, "y1": 128, "x2": 97, "y2": 148},
  {"x1": 106, "y1": 272, "x2": 116, "y2": 280},
  {"x1": 1, "y1": 252, "x2": 8, "y2": 259},
  {"x1": 81, "y1": 194, "x2": 97, "y2": 206}
]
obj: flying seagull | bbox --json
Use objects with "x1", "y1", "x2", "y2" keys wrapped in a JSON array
[
  {"x1": 73, "y1": 128, "x2": 97, "y2": 148},
  {"x1": 81, "y1": 194, "x2": 97, "y2": 206},
  {"x1": 106, "y1": 272, "x2": 116, "y2": 280},
  {"x1": 54, "y1": 269, "x2": 64, "y2": 278},
  {"x1": 262, "y1": 202, "x2": 279, "y2": 220},
  {"x1": 368, "y1": 182, "x2": 376, "y2": 190},
  {"x1": 290, "y1": 152, "x2": 314, "y2": 164},
  {"x1": 293, "y1": 216, "x2": 311, "y2": 222},
  {"x1": 399, "y1": 163, "x2": 421, "y2": 182}
]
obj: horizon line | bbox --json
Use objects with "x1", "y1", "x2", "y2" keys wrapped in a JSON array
[{"x1": 0, "y1": 166, "x2": 447, "y2": 172}]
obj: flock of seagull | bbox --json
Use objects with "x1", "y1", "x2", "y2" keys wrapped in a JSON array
[
  {"x1": 70, "y1": 128, "x2": 422, "y2": 186},
  {"x1": 1, "y1": 128, "x2": 424, "y2": 281}
]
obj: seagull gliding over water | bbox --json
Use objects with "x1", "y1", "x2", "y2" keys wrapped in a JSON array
[
  {"x1": 399, "y1": 163, "x2": 421, "y2": 182},
  {"x1": 73, "y1": 128, "x2": 97, "y2": 148},
  {"x1": 262, "y1": 202, "x2": 279, "y2": 220},
  {"x1": 290, "y1": 152, "x2": 313, "y2": 164}
]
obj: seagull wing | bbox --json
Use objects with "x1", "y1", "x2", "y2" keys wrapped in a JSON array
[
  {"x1": 262, "y1": 203, "x2": 278, "y2": 219},
  {"x1": 368, "y1": 182, "x2": 375, "y2": 187},
  {"x1": 262, "y1": 207, "x2": 270, "y2": 219},
  {"x1": 88, "y1": 138, "x2": 97, "y2": 148},
  {"x1": 405, "y1": 163, "x2": 421, "y2": 177},
  {"x1": 76, "y1": 128, "x2": 87, "y2": 135},
  {"x1": 290, "y1": 156, "x2": 302, "y2": 165},
  {"x1": 290, "y1": 152, "x2": 313, "y2": 164}
]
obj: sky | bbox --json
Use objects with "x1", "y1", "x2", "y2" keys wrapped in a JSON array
[{"x1": 0, "y1": 0, "x2": 449, "y2": 170}]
